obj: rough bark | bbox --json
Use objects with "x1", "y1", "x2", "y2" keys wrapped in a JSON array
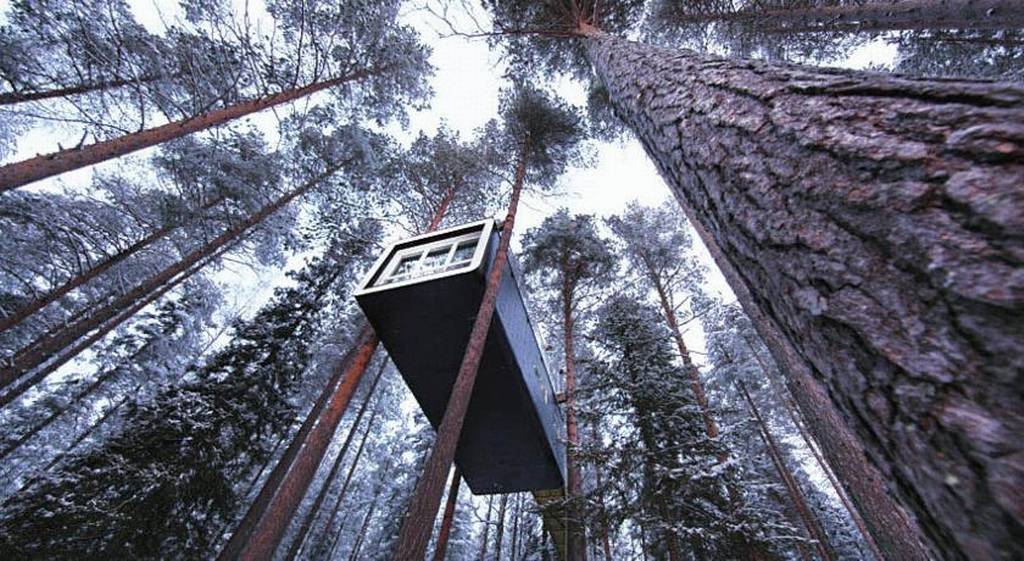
[
  {"x1": 1, "y1": 166, "x2": 334, "y2": 396},
  {"x1": 0, "y1": 67, "x2": 382, "y2": 192},
  {"x1": 667, "y1": 0, "x2": 1024, "y2": 34},
  {"x1": 0, "y1": 195, "x2": 225, "y2": 336},
  {"x1": 432, "y1": 468, "x2": 462, "y2": 561},
  {"x1": 391, "y1": 137, "x2": 529, "y2": 561},
  {"x1": 235, "y1": 329, "x2": 379, "y2": 561},
  {"x1": 282, "y1": 361, "x2": 386, "y2": 561},
  {"x1": 585, "y1": 31, "x2": 1024, "y2": 560},
  {"x1": 739, "y1": 380, "x2": 835, "y2": 561}
]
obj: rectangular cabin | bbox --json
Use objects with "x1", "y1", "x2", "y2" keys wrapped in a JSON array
[{"x1": 353, "y1": 219, "x2": 566, "y2": 495}]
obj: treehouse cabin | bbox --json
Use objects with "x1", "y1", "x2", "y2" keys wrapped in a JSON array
[{"x1": 353, "y1": 219, "x2": 567, "y2": 495}]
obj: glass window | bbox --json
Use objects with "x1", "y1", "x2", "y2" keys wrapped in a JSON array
[
  {"x1": 421, "y1": 247, "x2": 450, "y2": 273},
  {"x1": 392, "y1": 254, "x2": 421, "y2": 277},
  {"x1": 451, "y1": 240, "x2": 476, "y2": 264}
]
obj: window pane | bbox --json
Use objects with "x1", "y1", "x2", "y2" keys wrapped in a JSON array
[
  {"x1": 392, "y1": 254, "x2": 420, "y2": 277},
  {"x1": 452, "y1": 240, "x2": 476, "y2": 263},
  {"x1": 421, "y1": 247, "x2": 450, "y2": 273}
]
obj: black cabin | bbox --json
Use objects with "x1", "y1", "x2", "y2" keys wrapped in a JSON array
[{"x1": 353, "y1": 219, "x2": 566, "y2": 495}]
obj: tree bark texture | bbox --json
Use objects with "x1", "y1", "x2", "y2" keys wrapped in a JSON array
[
  {"x1": 0, "y1": 67, "x2": 382, "y2": 192},
  {"x1": 494, "y1": 493, "x2": 510, "y2": 560},
  {"x1": 431, "y1": 468, "x2": 462, "y2": 561},
  {"x1": 585, "y1": 32, "x2": 1024, "y2": 560},
  {"x1": 739, "y1": 381, "x2": 835, "y2": 561},
  {"x1": 672, "y1": 0, "x2": 1024, "y2": 34},
  {"x1": 235, "y1": 328, "x2": 379, "y2": 561},
  {"x1": 1, "y1": 166, "x2": 333, "y2": 396},
  {"x1": 390, "y1": 137, "x2": 529, "y2": 561},
  {"x1": 0, "y1": 195, "x2": 225, "y2": 336}
]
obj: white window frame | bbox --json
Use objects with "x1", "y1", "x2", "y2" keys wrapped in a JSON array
[{"x1": 375, "y1": 231, "x2": 483, "y2": 288}]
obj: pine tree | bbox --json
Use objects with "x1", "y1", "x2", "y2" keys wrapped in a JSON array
[
  {"x1": 479, "y1": 3, "x2": 1024, "y2": 557},
  {"x1": 0, "y1": 224, "x2": 378, "y2": 559}
]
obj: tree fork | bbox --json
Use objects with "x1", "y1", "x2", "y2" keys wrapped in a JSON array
[
  {"x1": 391, "y1": 136, "x2": 530, "y2": 560},
  {"x1": 0, "y1": 66, "x2": 383, "y2": 192},
  {"x1": 583, "y1": 28, "x2": 1024, "y2": 559}
]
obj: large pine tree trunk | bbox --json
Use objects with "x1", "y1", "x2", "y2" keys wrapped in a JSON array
[
  {"x1": 584, "y1": 30, "x2": 1024, "y2": 560},
  {"x1": 1, "y1": 167, "x2": 332, "y2": 396},
  {"x1": 561, "y1": 291, "x2": 588, "y2": 561},
  {"x1": 391, "y1": 138, "x2": 530, "y2": 561},
  {"x1": 670, "y1": 0, "x2": 1024, "y2": 33},
  {"x1": 235, "y1": 329, "x2": 380, "y2": 561},
  {"x1": 0, "y1": 67, "x2": 382, "y2": 192}
]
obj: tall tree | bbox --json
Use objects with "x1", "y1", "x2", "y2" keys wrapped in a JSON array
[
  {"x1": 392, "y1": 85, "x2": 588, "y2": 560},
  {"x1": 523, "y1": 209, "x2": 615, "y2": 561},
  {"x1": 606, "y1": 202, "x2": 717, "y2": 442},
  {"x1": 481, "y1": 3, "x2": 1023, "y2": 558},
  {"x1": 0, "y1": 225, "x2": 378, "y2": 558},
  {"x1": 0, "y1": 0, "x2": 430, "y2": 192}
]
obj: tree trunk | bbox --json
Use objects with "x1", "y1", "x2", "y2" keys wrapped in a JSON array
[
  {"x1": 0, "y1": 195, "x2": 225, "y2": 336},
  {"x1": 0, "y1": 230, "x2": 239, "y2": 409},
  {"x1": 234, "y1": 329, "x2": 379, "y2": 561},
  {"x1": 669, "y1": 0, "x2": 1024, "y2": 34},
  {"x1": 479, "y1": 496, "x2": 494, "y2": 561},
  {"x1": 432, "y1": 468, "x2": 462, "y2": 561},
  {"x1": 2, "y1": 166, "x2": 336, "y2": 396},
  {"x1": 745, "y1": 336, "x2": 887, "y2": 561},
  {"x1": 0, "y1": 74, "x2": 166, "y2": 106},
  {"x1": 390, "y1": 136, "x2": 530, "y2": 561},
  {"x1": 561, "y1": 283, "x2": 588, "y2": 561},
  {"x1": 0, "y1": 67, "x2": 383, "y2": 192},
  {"x1": 784, "y1": 392, "x2": 886, "y2": 561},
  {"x1": 495, "y1": 494, "x2": 510, "y2": 560},
  {"x1": 588, "y1": 423, "x2": 613, "y2": 561},
  {"x1": 319, "y1": 392, "x2": 380, "y2": 560},
  {"x1": 738, "y1": 380, "x2": 835, "y2": 561},
  {"x1": 510, "y1": 494, "x2": 522, "y2": 561},
  {"x1": 650, "y1": 276, "x2": 719, "y2": 440},
  {"x1": 584, "y1": 29, "x2": 1024, "y2": 560},
  {"x1": 282, "y1": 361, "x2": 386, "y2": 561},
  {"x1": 216, "y1": 319, "x2": 373, "y2": 561},
  {"x1": 345, "y1": 463, "x2": 391, "y2": 561}
]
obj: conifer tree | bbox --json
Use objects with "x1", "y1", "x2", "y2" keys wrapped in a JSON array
[
  {"x1": 477, "y1": 3, "x2": 1024, "y2": 557},
  {"x1": 522, "y1": 209, "x2": 614, "y2": 561},
  {"x1": 0, "y1": 224, "x2": 378, "y2": 559}
]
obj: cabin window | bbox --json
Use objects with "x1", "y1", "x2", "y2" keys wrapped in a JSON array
[{"x1": 376, "y1": 231, "x2": 482, "y2": 287}]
